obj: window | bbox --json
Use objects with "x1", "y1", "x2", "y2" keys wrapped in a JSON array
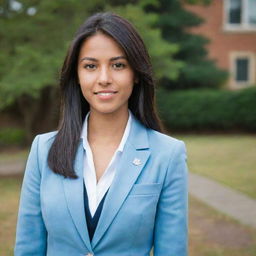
[
  {"x1": 248, "y1": 0, "x2": 256, "y2": 25},
  {"x1": 225, "y1": 0, "x2": 256, "y2": 30},
  {"x1": 236, "y1": 58, "x2": 249, "y2": 81},
  {"x1": 229, "y1": 0, "x2": 241, "y2": 24},
  {"x1": 230, "y1": 52, "x2": 256, "y2": 89}
]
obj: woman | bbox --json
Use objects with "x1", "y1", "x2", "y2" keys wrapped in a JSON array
[{"x1": 15, "y1": 12, "x2": 188, "y2": 256}]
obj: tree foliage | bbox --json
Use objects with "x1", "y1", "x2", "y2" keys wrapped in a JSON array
[
  {"x1": 0, "y1": 0, "x2": 94, "y2": 108},
  {"x1": 0, "y1": 0, "x2": 99, "y2": 140},
  {"x1": 0, "y1": 0, "x2": 181, "y2": 140},
  {"x1": 144, "y1": 0, "x2": 228, "y2": 89}
]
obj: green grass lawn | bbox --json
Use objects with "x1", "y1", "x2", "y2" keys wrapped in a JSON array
[
  {"x1": 0, "y1": 176, "x2": 22, "y2": 256},
  {"x1": 0, "y1": 149, "x2": 28, "y2": 163},
  {"x1": 176, "y1": 134, "x2": 256, "y2": 199}
]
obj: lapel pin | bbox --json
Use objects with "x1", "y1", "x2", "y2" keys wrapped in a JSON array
[{"x1": 132, "y1": 158, "x2": 142, "y2": 166}]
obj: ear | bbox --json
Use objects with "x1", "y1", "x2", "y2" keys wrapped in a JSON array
[{"x1": 134, "y1": 77, "x2": 139, "y2": 84}]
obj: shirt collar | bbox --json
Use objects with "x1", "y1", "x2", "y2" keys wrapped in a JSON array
[{"x1": 81, "y1": 110, "x2": 132, "y2": 153}]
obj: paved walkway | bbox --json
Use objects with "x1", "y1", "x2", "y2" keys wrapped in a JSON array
[
  {"x1": 0, "y1": 160, "x2": 25, "y2": 176},
  {"x1": 1, "y1": 161, "x2": 256, "y2": 228},
  {"x1": 190, "y1": 173, "x2": 256, "y2": 228}
]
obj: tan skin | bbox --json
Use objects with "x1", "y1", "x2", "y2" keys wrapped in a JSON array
[
  {"x1": 88, "y1": 112, "x2": 128, "y2": 182},
  {"x1": 77, "y1": 33, "x2": 136, "y2": 182}
]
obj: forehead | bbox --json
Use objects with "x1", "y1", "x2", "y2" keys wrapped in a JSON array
[{"x1": 79, "y1": 33, "x2": 126, "y2": 59}]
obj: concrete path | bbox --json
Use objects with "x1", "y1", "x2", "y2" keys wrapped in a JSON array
[
  {"x1": 189, "y1": 172, "x2": 256, "y2": 228},
  {"x1": 1, "y1": 161, "x2": 256, "y2": 228},
  {"x1": 0, "y1": 161, "x2": 25, "y2": 176}
]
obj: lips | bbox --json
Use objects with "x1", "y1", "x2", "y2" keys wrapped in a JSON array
[
  {"x1": 94, "y1": 90, "x2": 118, "y2": 95},
  {"x1": 93, "y1": 90, "x2": 118, "y2": 100}
]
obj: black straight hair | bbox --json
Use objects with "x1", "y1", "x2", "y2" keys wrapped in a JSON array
[{"x1": 48, "y1": 12, "x2": 163, "y2": 179}]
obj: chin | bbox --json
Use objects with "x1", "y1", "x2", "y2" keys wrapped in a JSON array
[{"x1": 91, "y1": 105, "x2": 128, "y2": 116}]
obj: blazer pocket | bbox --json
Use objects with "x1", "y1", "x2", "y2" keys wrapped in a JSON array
[{"x1": 129, "y1": 183, "x2": 162, "y2": 196}]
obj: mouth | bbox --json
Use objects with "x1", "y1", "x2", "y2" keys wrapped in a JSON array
[
  {"x1": 93, "y1": 90, "x2": 118, "y2": 100},
  {"x1": 94, "y1": 91, "x2": 118, "y2": 96}
]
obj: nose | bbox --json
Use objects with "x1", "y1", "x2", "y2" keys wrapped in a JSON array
[{"x1": 98, "y1": 66, "x2": 112, "y2": 86}]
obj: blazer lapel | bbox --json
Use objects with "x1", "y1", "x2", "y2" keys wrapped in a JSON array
[
  {"x1": 62, "y1": 141, "x2": 92, "y2": 252},
  {"x1": 92, "y1": 117, "x2": 151, "y2": 248}
]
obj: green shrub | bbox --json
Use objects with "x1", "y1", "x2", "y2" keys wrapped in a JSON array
[
  {"x1": 0, "y1": 128, "x2": 26, "y2": 146},
  {"x1": 156, "y1": 87, "x2": 256, "y2": 131}
]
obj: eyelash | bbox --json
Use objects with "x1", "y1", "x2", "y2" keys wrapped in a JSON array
[
  {"x1": 113, "y1": 63, "x2": 126, "y2": 69},
  {"x1": 84, "y1": 64, "x2": 96, "y2": 70},
  {"x1": 83, "y1": 63, "x2": 126, "y2": 70}
]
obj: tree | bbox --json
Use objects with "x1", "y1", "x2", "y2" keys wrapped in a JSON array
[
  {"x1": 0, "y1": 0, "x2": 182, "y2": 141},
  {"x1": 0, "y1": 0, "x2": 110, "y2": 141},
  {"x1": 144, "y1": 0, "x2": 228, "y2": 89}
]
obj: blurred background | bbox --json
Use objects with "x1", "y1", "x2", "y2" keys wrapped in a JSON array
[{"x1": 0, "y1": 0, "x2": 256, "y2": 255}]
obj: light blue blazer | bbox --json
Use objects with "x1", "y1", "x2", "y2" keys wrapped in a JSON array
[{"x1": 15, "y1": 116, "x2": 188, "y2": 256}]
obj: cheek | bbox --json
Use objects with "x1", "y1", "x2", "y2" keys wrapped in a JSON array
[
  {"x1": 126, "y1": 76, "x2": 135, "y2": 97},
  {"x1": 78, "y1": 77, "x2": 90, "y2": 99},
  {"x1": 117, "y1": 72, "x2": 135, "y2": 92},
  {"x1": 120, "y1": 84, "x2": 134, "y2": 104},
  {"x1": 79, "y1": 80, "x2": 89, "y2": 97},
  {"x1": 80, "y1": 84, "x2": 93, "y2": 103},
  {"x1": 127, "y1": 84, "x2": 134, "y2": 97},
  {"x1": 78, "y1": 75, "x2": 96, "y2": 98},
  {"x1": 78, "y1": 71, "x2": 94, "y2": 86}
]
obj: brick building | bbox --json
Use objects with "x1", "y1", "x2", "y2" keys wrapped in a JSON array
[{"x1": 184, "y1": 0, "x2": 256, "y2": 89}]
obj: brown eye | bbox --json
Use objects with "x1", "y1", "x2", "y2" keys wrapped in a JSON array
[
  {"x1": 113, "y1": 63, "x2": 126, "y2": 69},
  {"x1": 84, "y1": 64, "x2": 96, "y2": 70}
]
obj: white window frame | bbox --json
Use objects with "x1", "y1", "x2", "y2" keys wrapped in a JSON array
[
  {"x1": 229, "y1": 52, "x2": 256, "y2": 89},
  {"x1": 224, "y1": 0, "x2": 256, "y2": 32}
]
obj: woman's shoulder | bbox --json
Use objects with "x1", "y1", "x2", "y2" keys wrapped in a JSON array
[
  {"x1": 147, "y1": 128, "x2": 185, "y2": 149},
  {"x1": 35, "y1": 130, "x2": 57, "y2": 143},
  {"x1": 146, "y1": 129, "x2": 187, "y2": 166},
  {"x1": 30, "y1": 131, "x2": 57, "y2": 153}
]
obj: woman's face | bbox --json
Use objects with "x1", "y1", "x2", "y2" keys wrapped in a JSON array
[{"x1": 77, "y1": 33, "x2": 135, "y2": 116}]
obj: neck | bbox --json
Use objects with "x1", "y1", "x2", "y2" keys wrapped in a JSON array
[{"x1": 87, "y1": 109, "x2": 129, "y2": 145}]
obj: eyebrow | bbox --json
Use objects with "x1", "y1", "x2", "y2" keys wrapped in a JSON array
[{"x1": 80, "y1": 56, "x2": 127, "y2": 62}]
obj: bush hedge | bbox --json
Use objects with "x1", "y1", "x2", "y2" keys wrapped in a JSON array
[
  {"x1": 0, "y1": 128, "x2": 26, "y2": 146},
  {"x1": 156, "y1": 87, "x2": 256, "y2": 132}
]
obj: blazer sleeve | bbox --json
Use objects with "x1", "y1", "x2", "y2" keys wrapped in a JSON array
[
  {"x1": 14, "y1": 135, "x2": 47, "y2": 256},
  {"x1": 153, "y1": 141, "x2": 188, "y2": 256}
]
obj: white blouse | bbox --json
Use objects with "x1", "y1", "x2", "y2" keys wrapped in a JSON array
[{"x1": 80, "y1": 110, "x2": 132, "y2": 217}]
